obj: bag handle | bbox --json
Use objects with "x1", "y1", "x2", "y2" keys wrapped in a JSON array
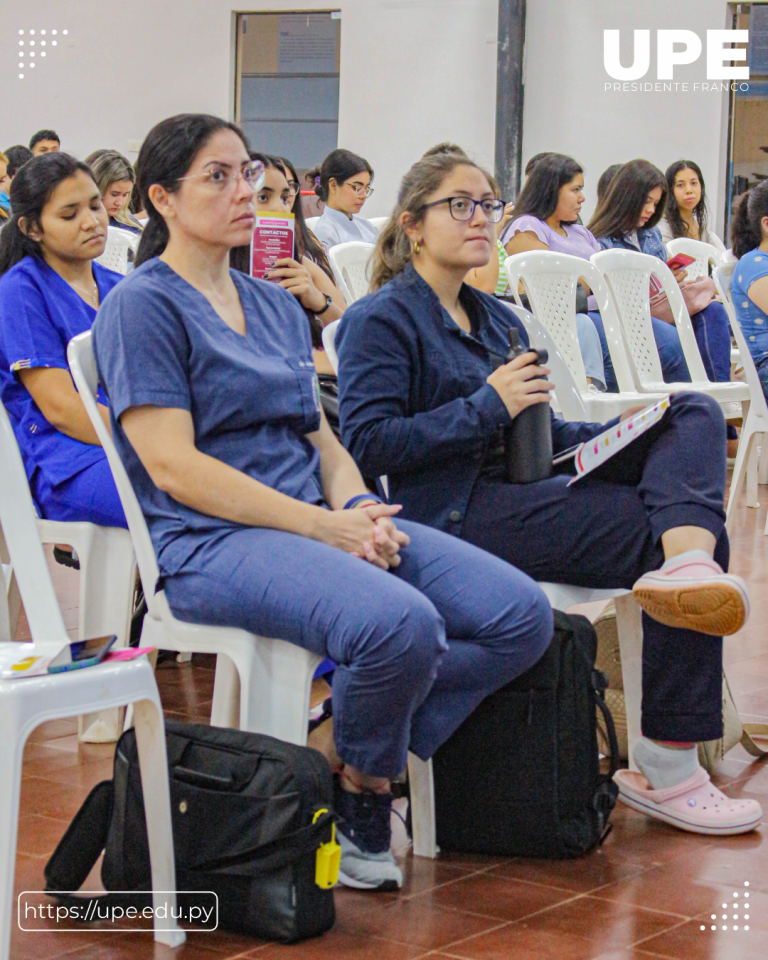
[{"x1": 741, "y1": 724, "x2": 768, "y2": 759}]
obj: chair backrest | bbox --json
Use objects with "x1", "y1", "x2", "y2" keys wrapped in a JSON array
[
  {"x1": 322, "y1": 319, "x2": 340, "y2": 374},
  {"x1": 328, "y1": 241, "x2": 375, "y2": 304},
  {"x1": 709, "y1": 232, "x2": 727, "y2": 256},
  {"x1": 591, "y1": 247, "x2": 709, "y2": 386},
  {"x1": 0, "y1": 401, "x2": 70, "y2": 647},
  {"x1": 665, "y1": 237, "x2": 722, "y2": 281},
  {"x1": 95, "y1": 226, "x2": 139, "y2": 275},
  {"x1": 367, "y1": 216, "x2": 389, "y2": 230},
  {"x1": 713, "y1": 262, "x2": 768, "y2": 419},
  {"x1": 67, "y1": 333, "x2": 164, "y2": 620},
  {"x1": 504, "y1": 250, "x2": 638, "y2": 393},
  {"x1": 305, "y1": 216, "x2": 320, "y2": 231},
  {"x1": 501, "y1": 302, "x2": 588, "y2": 421}
]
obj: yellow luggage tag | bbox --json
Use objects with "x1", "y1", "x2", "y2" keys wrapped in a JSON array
[{"x1": 313, "y1": 808, "x2": 341, "y2": 889}]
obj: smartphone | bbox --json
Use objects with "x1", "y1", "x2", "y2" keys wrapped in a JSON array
[
  {"x1": 665, "y1": 253, "x2": 696, "y2": 270},
  {"x1": 47, "y1": 635, "x2": 118, "y2": 674}
]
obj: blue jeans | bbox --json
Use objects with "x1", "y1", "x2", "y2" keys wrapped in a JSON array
[
  {"x1": 461, "y1": 392, "x2": 728, "y2": 743},
  {"x1": 163, "y1": 519, "x2": 552, "y2": 778},
  {"x1": 31, "y1": 457, "x2": 127, "y2": 528},
  {"x1": 588, "y1": 311, "x2": 689, "y2": 392}
]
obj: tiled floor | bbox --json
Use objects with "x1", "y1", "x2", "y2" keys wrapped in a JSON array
[{"x1": 9, "y1": 488, "x2": 768, "y2": 960}]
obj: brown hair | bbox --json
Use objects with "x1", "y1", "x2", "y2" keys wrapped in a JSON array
[{"x1": 370, "y1": 153, "x2": 494, "y2": 291}]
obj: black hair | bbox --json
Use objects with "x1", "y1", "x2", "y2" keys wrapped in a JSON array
[
  {"x1": 29, "y1": 129, "x2": 60, "y2": 150},
  {"x1": 4, "y1": 145, "x2": 34, "y2": 178},
  {"x1": 307, "y1": 148, "x2": 373, "y2": 202},
  {"x1": 275, "y1": 155, "x2": 334, "y2": 280},
  {"x1": 731, "y1": 181, "x2": 768, "y2": 260},
  {"x1": 0, "y1": 153, "x2": 95, "y2": 276},
  {"x1": 664, "y1": 159, "x2": 709, "y2": 241},
  {"x1": 423, "y1": 142, "x2": 469, "y2": 159},
  {"x1": 596, "y1": 163, "x2": 622, "y2": 206},
  {"x1": 512, "y1": 153, "x2": 583, "y2": 224},
  {"x1": 133, "y1": 113, "x2": 250, "y2": 268},
  {"x1": 524, "y1": 152, "x2": 553, "y2": 178},
  {"x1": 588, "y1": 159, "x2": 667, "y2": 239}
]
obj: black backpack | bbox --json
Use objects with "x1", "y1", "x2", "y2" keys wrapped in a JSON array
[
  {"x1": 44, "y1": 721, "x2": 338, "y2": 943},
  {"x1": 432, "y1": 610, "x2": 619, "y2": 858}
]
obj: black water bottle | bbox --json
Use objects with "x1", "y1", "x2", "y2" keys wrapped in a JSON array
[{"x1": 503, "y1": 328, "x2": 553, "y2": 483}]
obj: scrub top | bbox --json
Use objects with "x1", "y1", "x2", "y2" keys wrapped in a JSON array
[
  {"x1": 92, "y1": 258, "x2": 325, "y2": 577},
  {"x1": 731, "y1": 248, "x2": 768, "y2": 367},
  {"x1": 312, "y1": 205, "x2": 380, "y2": 251},
  {"x1": 0, "y1": 255, "x2": 122, "y2": 484}
]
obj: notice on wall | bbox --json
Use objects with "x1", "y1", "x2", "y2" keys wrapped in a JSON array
[
  {"x1": 251, "y1": 211, "x2": 296, "y2": 281},
  {"x1": 750, "y1": 4, "x2": 768, "y2": 76},
  {"x1": 278, "y1": 14, "x2": 337, "y2": 74}
]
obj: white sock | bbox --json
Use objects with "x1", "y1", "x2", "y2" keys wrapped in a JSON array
[
  {"x1": 661, "y1": 549, "x2": 714, "y2": 571},
  {"x1": 633, "y1": 736, "x2": 700, "y2": 790}
]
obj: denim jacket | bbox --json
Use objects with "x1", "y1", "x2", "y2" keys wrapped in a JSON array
[
  {"x1": 337, "y1": 263, "x2": 607, "y2": 535},
  {"x1": 597, "y1": 225, "x2": 666, "y2": 262}
]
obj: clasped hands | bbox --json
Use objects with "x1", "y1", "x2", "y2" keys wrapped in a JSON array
[{"x1": 313, "y1": 502, "x2": 410, "y2": 571}]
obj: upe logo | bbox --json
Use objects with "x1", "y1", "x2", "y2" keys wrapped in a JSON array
[{"x1": 604, "y1": 30, "x2": 748, "y2": 81}]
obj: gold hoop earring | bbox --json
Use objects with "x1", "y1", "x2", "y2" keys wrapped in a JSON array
[{"x1": 413, "y1": 241, "x2": 421, "y2": 255}]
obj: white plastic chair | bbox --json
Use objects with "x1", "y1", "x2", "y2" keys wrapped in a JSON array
[
  {"x1": 709, "y1": 232, "x2": 727, "y2": 257},
  {"x1": 0, "y1": 399, "x2": 137, "y2": 742},
  {"x1": 325, "y1": 308, "x2": 643, "y2": 858},
  {"x1": 591, "y1": 248, "x2": 750, "y2": 423},
  {"x1": 715, "y1": 262, "x2": 768, "y2": 532},
  {"x1": 665, "y1": 237, "x2": 722, "y2": 281},
  {"x1": 95, "y1": 226, "x2": 139, "y2": 275},
  {"x1": 305, "y1": 216, "x2": 320, "y2": 232},
  {"x1": 367, "y1": 216, "x2": 389, "y2": 231},
  {"x1": 68, "y1": 333, "x2": 322, "y2": 742},
  {"x1": 327, "y1": 241, "x2": 375, "y2": 304},
  {"x1": 504, "y1": 251, "x2": 667, "y2": 421},
  {"x1": 0, "y1": 526, "x2": 21, "y2": 643},
  {"x1": 0, "y1": 401, "x2": 184, "y2": 956}
]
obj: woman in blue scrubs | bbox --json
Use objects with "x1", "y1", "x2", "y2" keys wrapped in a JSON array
[
  {"x1": 92, "y1": 113, "x2": 553, "y2": 892},
  {"x1": 0, "y1": 153, "x2": 126, "y2": 548}
]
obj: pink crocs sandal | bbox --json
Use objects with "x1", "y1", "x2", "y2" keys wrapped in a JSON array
[
  {"x1": 632, "y1": 555, "x2": 749, "y2": 636},
  {"x1": 614, "y1": 768, "x2": 762, "y2": 835}
]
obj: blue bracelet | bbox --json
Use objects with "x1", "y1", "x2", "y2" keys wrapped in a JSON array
[{"x1": 344, "y1": 493, "x2": 383, "y2": 510}]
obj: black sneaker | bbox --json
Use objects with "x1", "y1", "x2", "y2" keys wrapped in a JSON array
[{"x1": 333, "y1": 777, "x2": 402, "y2": 891}]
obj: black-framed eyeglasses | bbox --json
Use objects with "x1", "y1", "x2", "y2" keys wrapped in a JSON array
[{"x1": 421, "y1": 196, "x2": 505, "y2": 223}]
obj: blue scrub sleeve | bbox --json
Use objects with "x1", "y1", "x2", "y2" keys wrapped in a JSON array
[
  {"x1": 93, "y1": 282, "x2": 192, "y2": 420},
  {"x1": 0, "y1": 268, "x2": 69, "y2": 374}
]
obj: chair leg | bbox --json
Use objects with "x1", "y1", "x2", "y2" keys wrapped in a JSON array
[
  {"x1": 760, "y1": 441, "x2": 768, "y2": 486},
  {"x1": 726, "y1": 426, "x2": 760, "y2": 533},
  {"x1": 746, "y1": 437, "x2": 760, "y2": 509},
  {"x1": 239, "y1": 639, "x2": 319, "y2": 744},
  {"x1": 615, "y1": 593, "x2": 643, "y2": 772},
  {"x1": 132, "y1": 697, "x2": 185, "y2": 947},
  {"x1": 77, "y1": 531, "x2": 137, "y2": 743},
  {"x1": 407, "y1": 753, "x2": 437, "y2": 859},
  {"x1": 0, "y1": 728, "x2": 24, "y2": 960},
  {"x1": 211, "y1": 653, "x2": 240, "y2": 729}
]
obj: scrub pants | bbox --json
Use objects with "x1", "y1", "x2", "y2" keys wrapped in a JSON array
[
  {"x1": 31, "y1": 457, "x2": 127, "y2": 528},
  {"x1": 461, "y1": 391, "x2": 728, "y2": 744},
  {"x1": 163, "y1": 518, "x2": 553, "y2": 778}
]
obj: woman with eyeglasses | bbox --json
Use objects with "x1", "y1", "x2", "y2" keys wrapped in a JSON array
[
  {"x1": 309, "y1": 148, "x2": 379, "y2": 250},
  {"x1": 337, "y1": 151, "x2": 761, "y2": 838},
  {"x1": 92, "y1": 113, "x2": 554, "y2": 891},
  {"x1": 0, "y1": 152, "x2": 126, "y2": 548}
]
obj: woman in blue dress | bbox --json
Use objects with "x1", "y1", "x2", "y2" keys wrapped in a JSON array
[
  {"x1": 0, "y1": 153, "x2": 126, "y2": 556},
  {"x1": 730, "y1": 180, "x2": 768, "y2": 402},
  {"x1": 91, "y1": 113, "x2": 553, "y2": 892}
]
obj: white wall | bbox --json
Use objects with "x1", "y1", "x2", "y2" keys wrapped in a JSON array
[
  {"x1": 522, "y1": 0, "x2": 732, "y2": 234},
  {"x1": 1, "y1": 0, "x2": 499, "y2": 217}
]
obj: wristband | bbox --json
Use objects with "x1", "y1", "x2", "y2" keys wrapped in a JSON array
[{"x1": 344, "y1": 493, "x2": 383, "y2": 510}]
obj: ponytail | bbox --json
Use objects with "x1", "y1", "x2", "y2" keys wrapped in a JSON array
[
  {"x1": 0, "y1": 153, "x2": 94, "y2": 277},
  {"x1": 731, "y1": 182, "x2": 768, "y2": 260},
  {"x1": 132, "y1": 113, "x2": 250, "y2": 268}
]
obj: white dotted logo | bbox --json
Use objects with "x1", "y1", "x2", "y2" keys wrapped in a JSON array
[
  {"x1": 15, "y1": 28, "x2": 68, "y2": 79},
  {"x1": 700, "y1": 882, "x2": 750, "y2": 932}
]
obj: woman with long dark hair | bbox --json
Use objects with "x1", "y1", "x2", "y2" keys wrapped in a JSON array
[
  {"x1": 337, "y1": 150, "x2": 760, "y2": 837},
  {"x1": 659, "y1": 160, "x2": 712, "y2": 245},
  {"x1": 590, "y1": 160, "x2": 735, "y2": 449},
  {"x1": 277, "y1": 155, "x2": 335, "y2": 276},
  {"x1": 730, "y1": 181, "x2": 768, "y2": 402},
  {"x1": 0, "y1": 153, "x2": 126, "y2": 536},
  {"x1": 92, "y1": 113, "x2": 553, "y2": 891},
  {"x1": 309, "y1": 148, "x2": 379, "y2": 249}
]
